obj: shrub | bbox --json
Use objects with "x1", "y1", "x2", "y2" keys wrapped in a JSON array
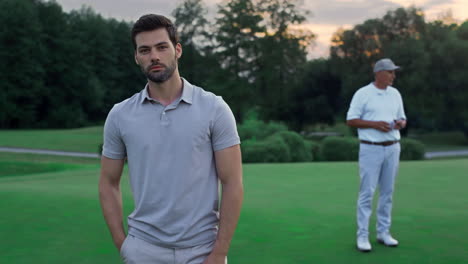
[
  {"x1": 304, "y1": 140, "x2": 322, "y2": 161},
  {"x1": 241, "y1": 135, "x2": 291, "y2": 163},
  {"x1": 462, "y1": 120, "x2": 468, "y2": 140},
  {"x1": 275, "y1": 131, "x2": 312, "y2": 162},
  {"x1": 321, "y1": 136, "x2": 359, "y2": 161},
  {"x1": 303, "y1": 123, "x2": 355, "y2": 140},
  {"x1": 98, "y1": 143, "x2": 103, "y2": 156},
  {"x1": 400, "y1": 138, "x2": 425, "y2": 160},
  {"x1": 238, "y1": 119, "x2": 287, "y2": 141}
]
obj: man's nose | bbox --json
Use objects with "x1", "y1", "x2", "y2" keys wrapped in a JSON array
[{"x1": 150, "y1": 49, "x2": 160, "y2": 62}]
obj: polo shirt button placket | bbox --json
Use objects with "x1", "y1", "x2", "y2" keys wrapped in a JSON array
[{"x1": 161, "y1": 111, "x2": 170, "y2": 127}]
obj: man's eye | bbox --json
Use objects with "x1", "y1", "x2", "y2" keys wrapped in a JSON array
[{"x1": 140, "y1": 49, "x2": 150, "y2": 53}]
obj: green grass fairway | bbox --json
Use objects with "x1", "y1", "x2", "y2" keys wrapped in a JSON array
[
  {"x1": 1, "y1": 159, "x2": 467, "y2": 263},
  {"x1": 0, "y1": 161, "x2": 82, "y2": 178},
  {"x1": 0, "y1": 126, "x2": 103, "y2": 153},
  {"x1": 0, "y1": 152, "x2": 99, "y2": 165}
]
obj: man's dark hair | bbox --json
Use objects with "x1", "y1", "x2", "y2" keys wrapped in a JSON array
[{"x1": 131, "y1": 14, "x2": 179, "y2": 50}]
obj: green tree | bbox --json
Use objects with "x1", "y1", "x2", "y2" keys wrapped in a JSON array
[
  {"x1": 422, "y1": 21, "x2": 468, "y2": 133},
  {"x1": 255, "y1": 0, "x2": 315, "y2": 123},
  {"x1": 290, "y1": 59, "x2": 341, "y2": 130},
  {"x1": 103, "y1": 19, "x2": 146, "y2": 112},
  {"x1": 456, "y1": 21, "x2": 468, "y2": 138},
  {"x1": 0, "y1": 0, "x2": 46, "y2": 128},
  {"x1": 214, "y1": 0, "x2": 265, "y2": 122},
  {"x1": 0, "y1": 1, "x2": 144, "y2": 128},
  {"x1": 52, "y1": 7, "x2": 143, "y2": 127},
  {"x1": 172, "y1": 0, "x2": 219, "y2": 89}
]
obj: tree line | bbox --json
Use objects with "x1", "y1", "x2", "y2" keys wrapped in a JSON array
[
  {"x1": 1, "y1": 0, "x2": 467, "y2": 138},
  {"x1": 0, "y1": 0, "x2": 145, "y2": 128}
]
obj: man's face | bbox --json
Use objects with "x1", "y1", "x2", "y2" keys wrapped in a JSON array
[
  {"x1": 134, "y1": 28, "x2": 182, "y2": 83},
  {"x1": 376, "y1": 70, "x2": 396, "y2": 87}
]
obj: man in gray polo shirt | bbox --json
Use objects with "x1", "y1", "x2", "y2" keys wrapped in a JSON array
[
  {"x1": 99, "y1": 14, "x2": 243, "y2": 264},
  {"x1": 346, "y1": 58, "x2": 407, "y2": 252}
]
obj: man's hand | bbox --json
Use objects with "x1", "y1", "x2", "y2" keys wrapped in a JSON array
[
  {"x1": 394, "y1": 119, "x2": 406, "y2": 130},
  {"x1": 373, "y1": 121, "x2": 392, "y2": 132},
  {"x1": 116, "y1": 236, "x2": 126, "y2": 252},
  {"x1": 203, "y1": 252, "x2": 226, "y2": 264}
]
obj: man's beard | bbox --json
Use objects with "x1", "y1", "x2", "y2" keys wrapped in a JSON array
[{"x1": 143, "y1": 58, "x2": 177, "y2": 83}]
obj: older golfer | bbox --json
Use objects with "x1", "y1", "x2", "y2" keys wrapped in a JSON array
[{"x1": 346, "y1": 58, "x2": 407, "y2": 252}]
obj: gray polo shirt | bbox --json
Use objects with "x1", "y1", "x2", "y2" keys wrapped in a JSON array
[{"x1": 102, "y1": 78, "x2": 240, "y2": 248}]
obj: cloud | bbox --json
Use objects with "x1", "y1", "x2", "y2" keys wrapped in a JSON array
[
  {"x1": 54, "y1": 0, "x2": 180, "y2": 21},
  {"x1": 302, "y1": 23, "x2": 353, "y2": 58},
  {"x1": 387, "y1": 0, "x2": 454, "y2": 9},
  {"x1": 420, "y1": 0, "x2": 468, "y2": 21},
  {"x1": 301, "y1": 0, "x2": 400, "y2": 25},
  {"x1": 52, "y1": 0, "x2": 468, "y2": 58}
]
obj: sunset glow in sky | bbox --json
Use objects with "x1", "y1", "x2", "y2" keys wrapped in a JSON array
[{"x1": 51, "y1": 0, "x2": 468, "y2": 58}]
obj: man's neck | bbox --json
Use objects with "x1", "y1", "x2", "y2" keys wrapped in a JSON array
[
  {"x1": 373, "y1": 81, "x2": 387, "y2": 90},
  {"x1": 147, "y1": 74, "x2": 183, "y2": 106}
]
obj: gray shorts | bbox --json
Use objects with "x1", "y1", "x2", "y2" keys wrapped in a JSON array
[{"x1": 120, "y1": 235, "x2": 227, "y2": 264}]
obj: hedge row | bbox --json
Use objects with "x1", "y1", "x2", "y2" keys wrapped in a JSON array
[
  {"x1": 241, "y1": 135, "x2": 425, "y2": 163},
  {"x1": 400, "y1": 138, "x2": 426, "y2": 160},
  {"x1": 317, "y1": 137, "x2": 425, "y2": 162},
  {"x1": 321, "y1": 137, "x2": 359, "y2": 161},
  {"x1": 237, "y1": 119, "x2": 288, "y2": 141},
  {"x1": 99, "y1": 118, "x2": 426, "y2": 162},
  {"x1": 241, "y1": 131, "x2": 312, "y2": 163}
]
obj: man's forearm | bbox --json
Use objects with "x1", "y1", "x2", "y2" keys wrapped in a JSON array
[
  {"x1": 99, "y1": 180, "x2": 126, "y2": 249},
  {"x1": 347, "y1": 119, "x2": 378, "y2": 129},
  {"x1": 347, "y1": 119, "x2": 393, "y2": 132},
  {"x1": 211, "y1": 181, "x2": 244, "y2": 257}
]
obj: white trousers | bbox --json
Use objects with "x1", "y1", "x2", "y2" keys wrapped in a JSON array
[
  {"x1": 357, "y1": 143, "x2": 400, "y2": 238},
  {"x1": 120, "y1": 235, "x2": 227, "y2": 264}
]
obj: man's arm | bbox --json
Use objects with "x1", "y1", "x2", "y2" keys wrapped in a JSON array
[
  {"x1": 347, "y1": 119, "x2": 392, "y2": 132},
  {"x1": 99, "y1": 156, "x2": 126, "y2": 251},
  {"x1": 347, "y1": 118, "x2": 407, "y2": 132},
  {"x1": 204, "y1": 144, "x2": 243, "y2": 264}
]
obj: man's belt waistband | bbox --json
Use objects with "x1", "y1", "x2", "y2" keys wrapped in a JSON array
[{"x1": 360, "y1": 140, "x2": 399, "y2": 146}]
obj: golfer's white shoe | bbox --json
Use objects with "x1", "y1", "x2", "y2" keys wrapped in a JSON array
[
  {"x1": 357, "y1": 236, "x2": 372, "y2": 252},
  {"x1": 377, "y1": 232, "x2": 399, "y2": 247}
]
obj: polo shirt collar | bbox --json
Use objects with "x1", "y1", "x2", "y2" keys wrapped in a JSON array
[
  {"x1": 140, "y1": 84, "x2": 152, "y2": 104},
  {"x1": 180, "y1": 78, "x2": 193, "y2": 105},
  {"x1": 371, "y1": 82, "x2": 387, "y2": 95},
  {"x1": 139, "y1": 78, "x2": 194, "y2": 105}
]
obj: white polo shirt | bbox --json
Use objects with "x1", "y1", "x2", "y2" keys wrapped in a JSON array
[{"x1": 346, "y1": 82, "x2": 406, "y2": 142}]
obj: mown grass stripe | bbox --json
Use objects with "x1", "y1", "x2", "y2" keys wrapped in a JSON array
[{"x1": 1, "y1": 159, "x2": 467, "y2": 263}]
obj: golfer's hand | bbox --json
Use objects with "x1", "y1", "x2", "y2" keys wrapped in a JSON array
[
  {"x1": 394, "y1": 119, "x2": 406, "y2": 130},
  {"x1": 373, "y1": 121, "x2": 391, "y2": 132},
  {"x1": 203, "y1": 252, "x2": 226, "y2": 264}
]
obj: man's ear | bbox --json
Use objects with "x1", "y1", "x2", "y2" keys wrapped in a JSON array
[
  {"x1": 175, "y1": 43, "x2": 182, "y2": 59},
  {"x1": 134, "y1": 51, "x2": 139, "y2": 65}
]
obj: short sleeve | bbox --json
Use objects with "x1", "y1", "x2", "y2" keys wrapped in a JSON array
[
  {"x1": 211, "y1": 98, "x2": 240, "y2": 152},
  {"x1": 346, "y1": 90, "x2": 365, "y2": 120},
  {"x1": 396, "y1": 91, "x2": 407, "y2": 120},
  {"x1": 102, "y1": 107, "x2": 126, "y2": 159}
]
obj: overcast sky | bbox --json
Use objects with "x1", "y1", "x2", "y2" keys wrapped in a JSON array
[{"x1": 50, "y1": 0, "x2": 468, "y2": 58}]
